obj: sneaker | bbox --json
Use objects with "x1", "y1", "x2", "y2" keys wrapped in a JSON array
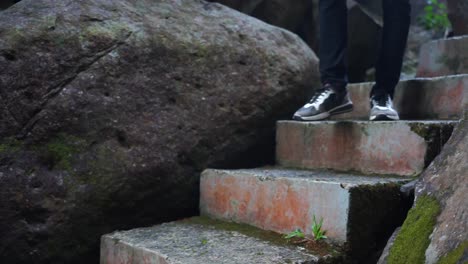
[
  {"x1": 369, "y1": 93, "x2": 400, "y2": 121},
  {"x1": 293, "y1": 84, "x2": 353, "y2": 121}
]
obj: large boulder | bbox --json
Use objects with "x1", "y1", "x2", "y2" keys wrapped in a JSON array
[
  {"x1": 447, "y1": 0, "x2": 468, "y2": 36},
  {"x1": 381, "y1": 111, "x2": 468, "y2": 263},
  {"x1": 0, "y1": 0, "x2": 319, "y2": 263}
]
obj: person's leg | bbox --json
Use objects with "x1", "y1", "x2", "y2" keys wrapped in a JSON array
[
  {"x1": 319, "y1": 0, "x2": 348, "y2": 89},
  {"x1": 293, "y1": 0, "x2": 353, "y2": 121},
  {"x1": 369, "y1": 0, "x2": 410, "y2": 121},
  {"x1": 373, "y1": 0, "x2": 411, "y2": 98}
]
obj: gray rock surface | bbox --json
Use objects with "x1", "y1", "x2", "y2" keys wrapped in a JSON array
[
  {"x1": 419, "y1": 111, "x2": 468, "y2": 263},
  {"x1": 101, "y1": 217, "x2": 328, "y2": 264},
  {"x1": 0, "y1": 0, "x2": 319, "y2": 263}
]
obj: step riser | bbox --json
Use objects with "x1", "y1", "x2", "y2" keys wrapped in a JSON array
[
  {"x1": 417, "y1": 36, "x2": 468, "y2": 77},
  {"x1": 200, "y1": 170, "x2": 349, "y2": 241},
  {"x1": 332, "y1": 75, "x2": 468, "y2": 120},
  {"x1": 276, "y1": 121, "x2": 455, "y2": 176},
  {"x1": 101, "y1": 238, "x2": 168, "y2": 264},
  {"x1": 200, "y1": 169, "x2": 409, "y2": 247}
]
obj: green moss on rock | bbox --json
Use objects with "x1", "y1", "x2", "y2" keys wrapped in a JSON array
[
  {"x1": 0, "y1": 137, "x2": 23, "y2": 153},
  {"x1": 437, "y1": 241, "x2": 468, "y2": 264},
  {"x1": 41, "y1": 133, "x2": 88, "y2": 171},
  {"x1": 184, "y1": 216, "x2": 342, "y2": 258},
  {"x1": 388, "y1": 195, "x2": 441, "y2": 264}
]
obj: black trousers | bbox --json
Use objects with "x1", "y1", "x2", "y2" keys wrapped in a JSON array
[{"x1": 319, "y1": 0, "x2": 411, "y2": 97}]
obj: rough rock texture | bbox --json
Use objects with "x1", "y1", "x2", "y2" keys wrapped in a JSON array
[
  {"x1": 0, "y1": 0, "x2": 319, "y2": 263},
  {"x1": 101, "y1": 217, "x2": 334, "y2": 264},
  {"x1": 447, "y1": 0, "x2": 468, "y2": 36},
  {"x1": 420, "y1": 113, "x2": 468, "y2": 263},
  {"x1": 383, "y1": 111, "x2": 468, "y2": 263}
]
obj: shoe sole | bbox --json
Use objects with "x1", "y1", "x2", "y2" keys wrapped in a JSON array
[
  {"x1": 370, "y1": 114, "x2": 400, "y2": 121},
  {"x1": 293, "y1": 103, "x2": 354, "y2": 121}
]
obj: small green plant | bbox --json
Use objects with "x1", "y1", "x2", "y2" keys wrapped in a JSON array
[
  {"x1": 284, "y1": 229, "x2": 305, "y2": 240},
  {"x1": 419, "y1": 0, "x2": 451, "y2": 31},
  {"x1": 311, "y1": 216, "x2": 327, "y2": 241}
]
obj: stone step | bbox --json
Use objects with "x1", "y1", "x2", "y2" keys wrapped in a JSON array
[
  {"x1": 276, "y1": 120, "x2": 456, "y2": 176},
  {"x1": 200, "y1": 168, "x2": 411, "y2": 260},
  {"x1": 100, "y1": 217, "x2": 341, "y2": 264},
  {"x1": 417, "y1": 36, "x2": 468, "y2": 77},
  {"x1": 331, "y1": 74, "x2": 468, "y2": 121}
]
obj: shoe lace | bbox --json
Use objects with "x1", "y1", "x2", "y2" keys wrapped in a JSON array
[
  {"x1": 372, "y1": 94, "x2": 391, "y2": 107},
  {"x1": 305, "y1": 88, "x2": 332, "y2": 108}
]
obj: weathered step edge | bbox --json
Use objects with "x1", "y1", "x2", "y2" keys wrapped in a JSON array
[
  {"x1": 331, "y1": 74, "x2": 468, "y2": 120},
  {"x1": 276, "y1": 121, "x2": 457, "y2": 176},
  {"x1": 417, "y1": 36, "x2": 468, "y2": 77},
  {"x1": 100, "y1": 217, "x2": 343, "y2": 264},
  {"x1": 200, "y1": 168, "x2": 412, "y2": 262}
]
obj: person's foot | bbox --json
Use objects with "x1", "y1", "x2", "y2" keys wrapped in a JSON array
[
  {"x1": 293, "y1": 84, "x2": 353, "y2": 121},
  {"x1": 369, "y1": 93, "x2": 400, "y2": 121}
]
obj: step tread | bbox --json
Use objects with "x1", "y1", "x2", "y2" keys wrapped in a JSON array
[
  {"x1": 208, "y1": 168, "x2": 410, "y2": 185},
  {"x1": 101, "y1": 217, "x2": 338, "y2": 264}
]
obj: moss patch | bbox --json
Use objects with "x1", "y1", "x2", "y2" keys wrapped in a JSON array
[
  {"x1": 0, "y1": 137, "x2": 23, "y2": 153},
  {"x1": 185, "y1": 216, "x2": 343, "y2": 258},
  {"x1": 388, "y1": 195, "x2": 441, "y2": 264},
  {"x1": 81, "y1": 21, "x2": 131, "y2": 40},
  {"x1": 437, "y1": 241, "x2": 468, "y2": 264},
  {"x1": 39, "y1": 133, "x2": 88, "y2": 171}
]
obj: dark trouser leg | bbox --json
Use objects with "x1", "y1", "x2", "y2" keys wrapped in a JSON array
[
  {"x1": 373, "y1": 0, "x2": 411, "y2": 98},
  {"x1": 319, "y1": 0, "x2": 348, "y2": 88}
]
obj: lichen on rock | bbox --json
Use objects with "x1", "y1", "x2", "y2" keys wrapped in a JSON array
[{"x1": 387, "y1": 195, "x2": 440, "y2": 264}]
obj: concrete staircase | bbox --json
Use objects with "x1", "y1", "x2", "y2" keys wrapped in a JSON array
[{"x1": 100, "y1": 37, "x2": 468, "y2": 264}]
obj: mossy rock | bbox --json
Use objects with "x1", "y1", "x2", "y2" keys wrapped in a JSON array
[
  {"x1": 388, "y1": 195, "x2": 441, "y2": 264},
  {"x1": 437, "y1": 241, "x2": 468, "y2": 264}
]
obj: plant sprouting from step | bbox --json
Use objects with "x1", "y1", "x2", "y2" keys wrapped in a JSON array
[
  {"x1": 311, "y1": 216, "x2": 327, "y2": 241},
  {"x1": 284, "y1": 215, "x2": 328, "y2": 242},
  {"x1": 284, "y1": 229, "x2": 305, "y2": 240}
]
